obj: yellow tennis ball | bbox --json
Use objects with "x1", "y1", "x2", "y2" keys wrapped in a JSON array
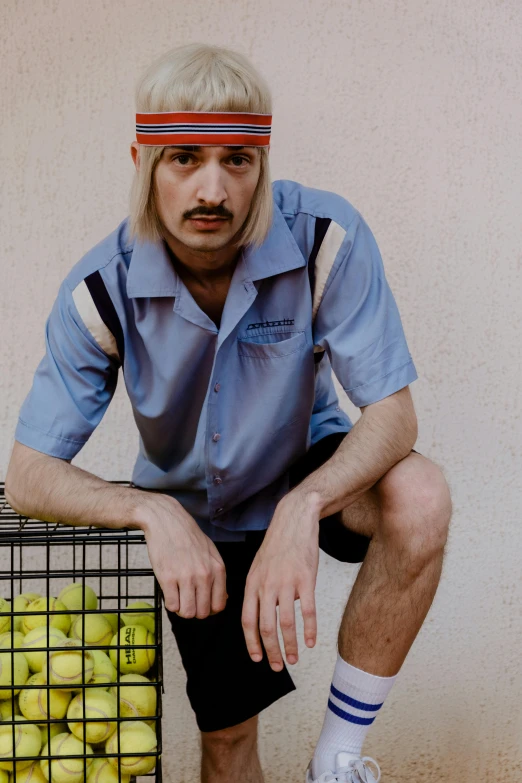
[
  {"x1": 67, "y1": 689, "x2": 118, "y2": 745},
  {"x1": 0, "y1": 651, "x2": 29, "y2": 699},
  {"x1": 109, "y1": 674, "x2": 156, "y2": 723},
  {"x1": 0, "y1": 600, "x2": 11, "y2": 635},
  {"x1": 48, "y1": 640, "x2": 94, "y2": 690},
  {"x1": 21, "y1": 628, "x2": 67, "y2": 673},
  {"x1": 105, "y1": 721, "x2": 157, "y2": 776},
  {"x1": 9, "y1": 760, "x2": 47, "y2": 783},
  {"x1": 69, "y1": 615, "x2": 113, "y2": 647},
  {"x1": 0, "y1": 697, "x2": 20, "y2": 720},
  {"x1": 86, "y1": 758, "x2": 130, "y2": 783},
  {"x1": 21, "y1": 599, "x2": 70, "y2": 637},
  {"x1": 120, "y1": 602, "x2": 155, "y2": 635},
  {"x1": 101, "y1": 615, "x2": 119, "y2": 635},
  {"x1": 109, "y1": 627, "x2": 155, "y2": 675},
  {"x1": 89, "y1": 650, "x2": 117, "y2": 689},
  {"x1": 19, "y1": 673, "x2": 71, "y2": 721},
  {"x1": 57, "y1": 585, "x2": 98, "y2": 613},
  {"x1": 0, "y1": 716, "x2": 41, "y2": 771},
  {"x1": 39, "y1": 721, "x2": 68, "y2": 747},
  {"x1": 40, "y1": 733, "x2": 93, "y2": 783},
  {"x1": 0, "y1": 632, "x2": 25, "y2": 650},
  {"x1": 0, "y1": 768, "x2": 7, "y2": 783}
]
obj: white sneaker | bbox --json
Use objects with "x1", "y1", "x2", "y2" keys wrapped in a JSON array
[{"x1": 305, "y1": 752, "x2": 382, "y2": 782}]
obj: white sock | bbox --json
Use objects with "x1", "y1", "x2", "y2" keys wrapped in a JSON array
[{"x1": 311, "y1": 654, "x2": 398, "y2": 778}]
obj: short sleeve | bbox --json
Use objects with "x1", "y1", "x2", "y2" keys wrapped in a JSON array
[
  {"x1": 14, "y1": 280, "x2": 120, "y2": 460},
  {"x1": 313, "y1": 212, "x2": 418, "y2": 407}
]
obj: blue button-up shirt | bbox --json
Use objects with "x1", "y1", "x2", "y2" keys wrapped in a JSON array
[{"x1": 14, "y1": 179, "x2": 418, "y2": 541}]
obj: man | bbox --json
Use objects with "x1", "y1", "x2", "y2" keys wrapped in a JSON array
[{"x1": 6, "y1": 43, "x2": 452, "y2": 782}]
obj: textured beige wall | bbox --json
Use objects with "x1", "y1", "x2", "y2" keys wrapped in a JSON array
[{"x1": 2, "y1": 0, "x2": 521, "y2": 780}]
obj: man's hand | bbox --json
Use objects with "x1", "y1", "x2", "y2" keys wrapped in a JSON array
[
  {"x1": 138, "y1": 493, "x2": 227, "y2": 619},
  {"x1": 241, "y1": 491, "x2": 322, "y2": 671}
]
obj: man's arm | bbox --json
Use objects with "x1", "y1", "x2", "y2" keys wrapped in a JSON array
[
  {"x1": 5, "y1": 442, "x2": 228, "y2": 619},
  {"x1": 285, "y1": 385, "x2": 418, "y2": 518}
]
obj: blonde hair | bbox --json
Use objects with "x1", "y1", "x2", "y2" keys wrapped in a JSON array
[{"x1": 129, "y1": 43, "x2": 273, "y2": 249}]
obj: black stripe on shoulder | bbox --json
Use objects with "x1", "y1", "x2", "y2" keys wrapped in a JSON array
[
  {"x1": 309, "y1": 217, "x2": 331, "y2": 366},
  {"x1": 308, "y1": 217, "x2": 332, "y2": 298},
  {"x1": 84, "y1": 271, "x2": 125, "y2": 365}
]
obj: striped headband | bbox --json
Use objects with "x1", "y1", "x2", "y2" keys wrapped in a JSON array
[{"x1": 135, "y1": 111, "x2": 272, "y2": 147}]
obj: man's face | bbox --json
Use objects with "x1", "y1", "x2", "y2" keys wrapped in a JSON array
[{"x1": 132, "y1": 143, "x2": 262, "y2": 256}]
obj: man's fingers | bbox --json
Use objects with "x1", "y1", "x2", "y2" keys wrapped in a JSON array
[
  {"x1": 178, "y1": 581, "x2": 197, "y2": 619},
  {"x1": 163, "y1": 582, "x2": 180, "y2": 614},
  {"x1": 210, "y1": 561, "x2": 228, "y2": 615},
  {"x1": 278, "y1": 588, "x2": 298, "y2": 664},
  {"x1": 299, "y1": 586, "x2": 317, "y2": 648},
  {"x1": 241, "y1": 585, "x2": 263, "y2": 662},
  {"x1": 259, "y1": 591, "x2": 283, "y2": 671}
]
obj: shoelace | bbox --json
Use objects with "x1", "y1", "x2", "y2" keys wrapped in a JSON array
[{"x1": 318, "y1": 756, "x2": 381, "y2": 783}]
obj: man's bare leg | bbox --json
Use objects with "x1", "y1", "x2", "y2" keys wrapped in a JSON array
[
  {"x1": 200, "y1": 715, "x2": 264, "y2": 783},
  {"x1": 338, "y1": 453, "x2": 452, "y2": 673}
]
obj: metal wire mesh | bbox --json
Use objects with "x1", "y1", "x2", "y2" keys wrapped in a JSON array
[{"x1": 0, "y1": 482, "x2": 163, "y2": 783}]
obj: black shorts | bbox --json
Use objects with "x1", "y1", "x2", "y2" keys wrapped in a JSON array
[{"x1": 158, "y1": 433, "x2": 419, "y2": 732}]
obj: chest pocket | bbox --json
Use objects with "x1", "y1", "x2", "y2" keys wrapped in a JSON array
[{"x1": 237, "y1": 329, "x2": 306, "y2": 359}]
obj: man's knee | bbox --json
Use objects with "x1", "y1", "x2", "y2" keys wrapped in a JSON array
[
  {"x1": 201, "y1": 714, "x2": 258, "y2": 760},
  {"x1": 376, "y1": 452, "x2": 452, "y2": 563}
]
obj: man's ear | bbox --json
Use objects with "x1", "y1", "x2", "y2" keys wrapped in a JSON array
[{"x1": 130, "y1": 141, "x2": 140, "y2": 171}]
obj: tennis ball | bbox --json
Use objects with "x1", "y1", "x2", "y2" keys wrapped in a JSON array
[
  {"x1": 0, "y1": 716, "x2": 42, "y2": 771},
  {"x1": 12, "y1": 594, "x2": 38, "y2": 633},
  {"x1": 109, "y1": 674, "x2": 156, "y2": 724},
  {"x1": 86, "y1": 758, "x2": 130, "y2": 783},
  {"x1": 67, "y1": 689, "x2": 118, "y2": 745},
  {"x1": 88, "y1": 650, "x2": 117, "y2": 689},
  {"x1": 21, "y1": 599, "x2": 71, "y2": 637},
  {"x1": 109, "y1": 627, "x2": 155, "y2": 675},
  {"x1": 9, "y1": 760, "x2": 47, "y2": 783},
  {"x1": 0, "y1": 632, "x2": 24, "y2": 650},
  {"x1": 21, "y1": 628, "x2": 67, "y2": 673},
  {"x1": 120, "y1": 602, "x2": 155, "y2": 634},
  {"x1": 57, "y1": 584, "x2": 98, "y2": 613},
  {"x1": 69, "y1": 615, "x2": 113, "y2": 647},
  {"x1": 101, "y1": 615, "x2": 119, "y2": 635},
  {"x1": 48, "y1": 640, "x2": 94, "y2": 690},
  {"x1": 19, "y1": 673, "x2": 71, "y2": 721},
  {"x1": 0, "y1": 651, "x2": 29, "y2": 699},
  {"x1": 0, "y1": 600, "x2": 11, "y2": 635},
  {"x1": 0, "y1": 769, "x2": 7, "y2": 783},
  {"x1": 39, "y1": 721, "x2": 68, "y2": 747},
  {"x1": 105, "y1": 721, "x2": 157, "y2": 776},
  {"x1": 0, "y1": 697, "x2": 20, "y2": 719},
  {"x1": 40, "y1": 733, "x2": 93, "y2": 783}
]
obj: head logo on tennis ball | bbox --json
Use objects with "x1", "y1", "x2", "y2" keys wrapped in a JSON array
[{"x1": 109, "y1": 627, "x2": 155, "y2": 675}]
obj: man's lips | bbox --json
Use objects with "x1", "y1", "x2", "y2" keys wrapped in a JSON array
[{"x1": 189, "y1": 217, "x2": 228, "y2": 228}]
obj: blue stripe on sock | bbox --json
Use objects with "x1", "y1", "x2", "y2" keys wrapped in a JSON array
[
  {"x1": 330, "y1": 683, "x2": 384, "y2": 712},
  {"x1": 328, "y1": 698, "x2": 377, "y2": 726}
]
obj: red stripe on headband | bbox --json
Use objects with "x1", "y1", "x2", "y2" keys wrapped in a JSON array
[
  {"x1": 136, "y1": 111, "x2": 272, "y2": 146},
  {"x1": 136, "y1": 111, "x2": 271, "y2": 125}
]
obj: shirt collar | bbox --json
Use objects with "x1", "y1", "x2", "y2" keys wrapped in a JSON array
[{"x1": 126, "y1": 201, "x2": 306, "y2": 299}]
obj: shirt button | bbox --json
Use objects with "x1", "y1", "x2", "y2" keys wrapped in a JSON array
[
  {"x1": 212, "y1": 433, "x2": 221, "y2": 442},
  {"x1": 213, "y1": 476, "x2": 223, "y2": 485},
  {"x1": 214, "y1": 382, "x2": 221, "y2": 392},
  {"x1": 216, "y1": 507, "x2": 224, "y2": 514}
]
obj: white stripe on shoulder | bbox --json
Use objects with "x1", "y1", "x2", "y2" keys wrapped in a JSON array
[
  {"x1": 312, "y1": 219, "x2": 347, "y2": 323},
  {"x1": 71, "y1": 280, "x2": 120, "y2": 361}
]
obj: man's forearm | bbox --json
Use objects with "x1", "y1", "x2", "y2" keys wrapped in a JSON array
[
  {"x1": 287, "y1": 389, "x2": 418, "y2": 518},
  {"x1": 5, "y1": 446, "x2": 156, "y2": 532}
]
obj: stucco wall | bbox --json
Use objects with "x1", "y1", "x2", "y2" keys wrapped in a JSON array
[{"x1": 1, "y1": 1, "x2": 521, "y2": 780}]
